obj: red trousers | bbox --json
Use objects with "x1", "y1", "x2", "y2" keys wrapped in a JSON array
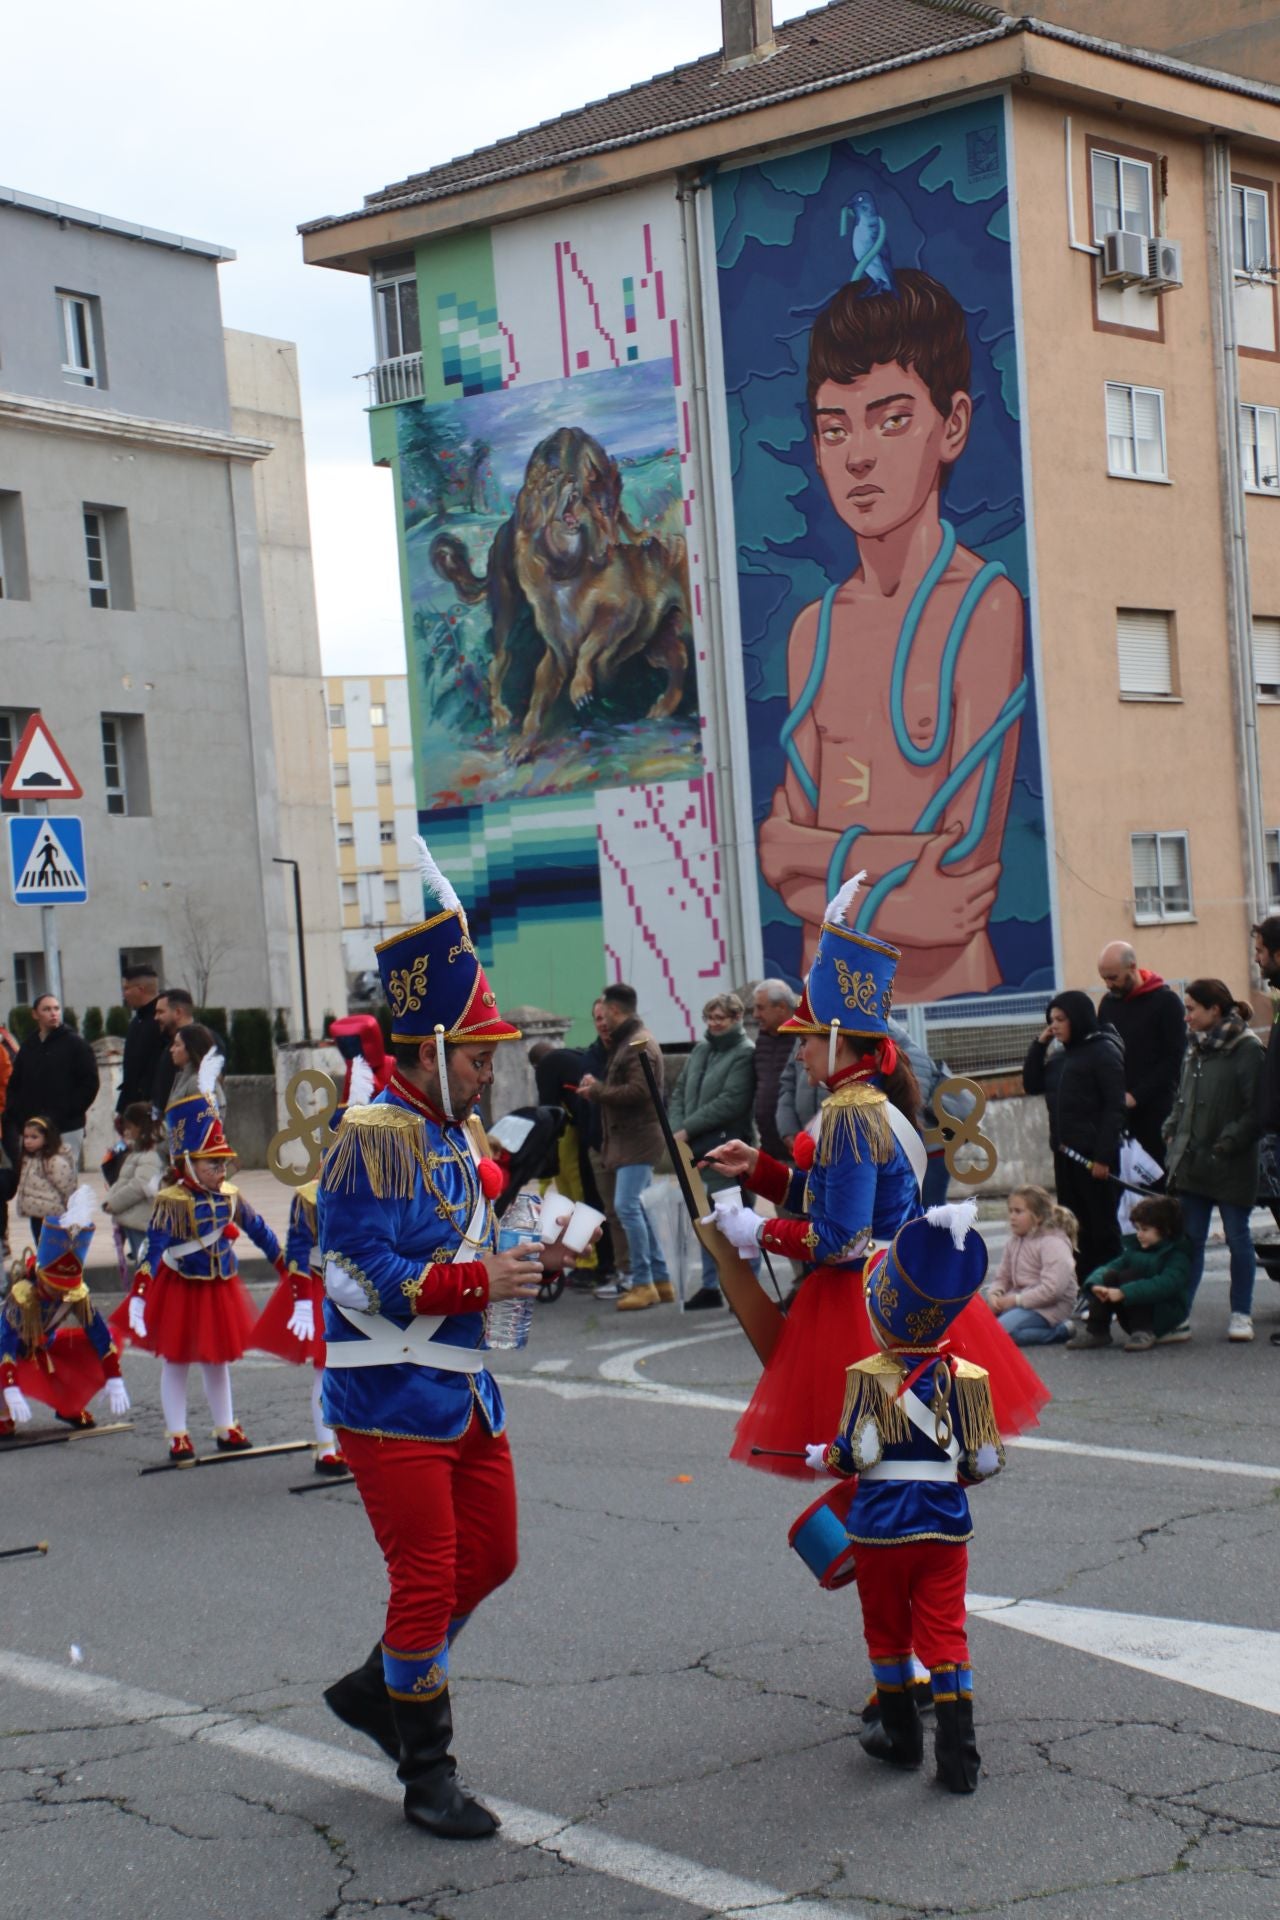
[
  {"x1": 854, "y1": 1542, "x2": 970, "y2": 1671},
  {"x1": 339, "y1": 1421, "x2": 518, "y2": 1658}
]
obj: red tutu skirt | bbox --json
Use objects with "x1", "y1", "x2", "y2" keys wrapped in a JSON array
[
  {"x1": 731, "y1": 1263, "x2": 1050, "y2": 1481},
  {"x1": 12, "y1": 1330, "x2": 109, "y2": 1415},
  {"x1": 251, "y1": 1272, "x2": 324, "y2": 1369},
  {"x1": 110, "y1": 1270, "x2": 257, "y2": 1365}
]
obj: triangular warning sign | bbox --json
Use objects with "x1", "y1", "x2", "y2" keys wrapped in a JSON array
[
  {"x1": 0, "y1": 715, "x2": 82, "y2": 801},
  {"x1": 16, "y1": 820, "x2": 85, "y2": 895}
]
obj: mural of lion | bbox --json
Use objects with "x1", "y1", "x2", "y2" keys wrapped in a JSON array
[{"x1": 430, "y1": 426, "x2": 691, "y2": 763}]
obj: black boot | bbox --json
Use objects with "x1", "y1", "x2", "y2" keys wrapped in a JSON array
[
  {"x1": 859, "y1": 1688, "x2": 924, "y2": 1767},
  {"x1": 324, "y1": 1644, "x2": 398, "y2": 1761},
  {"x1": 392, "y1": 1689, "x2": 500, "y2": 1840},
  {"x1": 933, "y1": 1697, "x2": 981, "y2": 1793}
]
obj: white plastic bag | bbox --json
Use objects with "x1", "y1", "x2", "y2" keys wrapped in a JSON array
[
  {"x1": 638, "y1": 1176, "x2": 702, "y2": 1303},
  {"x1": 1117, "y1": 1135, "x2": 1163, "y2": 1234}
]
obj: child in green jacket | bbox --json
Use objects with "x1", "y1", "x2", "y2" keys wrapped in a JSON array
[{"x1": 1067, "y1": 1196, "x2": 1191, "y2": 1353}]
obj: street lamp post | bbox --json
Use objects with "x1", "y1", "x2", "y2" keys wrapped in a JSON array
[{"x1": 273, "y1": 856, "x2": 311, "y2": 1044}]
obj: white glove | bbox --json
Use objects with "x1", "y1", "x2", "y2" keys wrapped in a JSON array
[
  {"x1": 701, "y1": 1201, "x2": 762, "y2": 1255},
  {"x1": 804, "y1": 1443, "x2": 830, "y2": 1472},
  {"x1": 3, "y1": 1386, "x2": 32, "y2": 1425},
  {"x1": 286, "y1": 1297, "x2": 316, "y2": 1342},
  {"x1": 105, "y1": 1377, "x2": 131, "y2": 1417},
  {"x1": 128, "y1": 1295, "x2": 147, "y2": 1339}
]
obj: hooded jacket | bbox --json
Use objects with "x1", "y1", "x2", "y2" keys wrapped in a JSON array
[
  {"x1": 1164, "y1": 1018, "x2": 1264, "y2": 1210},
  {"x1": 1023, "y1": 991, "x2": 1126, "y2": 1164},
  {"x1": 1097, "y1": 969, "x2": 1186, "y2": 1150}
]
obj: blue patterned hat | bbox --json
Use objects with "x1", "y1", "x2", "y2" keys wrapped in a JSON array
[
  {"x1": 780, "y1": 873, "x2": 900, "y2": 1042},
  {"x1": 377, "y1": 838, "x2": 521, "y2": 1047},
  {"x1": 867, "y1": 1202, "x2": 988, "y2": 1352},
  {"x1": 35, "y1": 1186, "x2": 96, "y2": 1291}
]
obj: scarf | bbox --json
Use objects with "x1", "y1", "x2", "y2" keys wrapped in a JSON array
[{"x1": 1193, "y1": 1012, "x2": 1247, "y2": 1055}]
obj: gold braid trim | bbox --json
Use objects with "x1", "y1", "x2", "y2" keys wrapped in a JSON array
[
  {"x1": 817, "y1": 1083, "x2": 894, "y2": 1169},
  {"x1": 7, "y1": 1282, "x2": 45, "y2": 1356},
  {"x1": 293, "y1": 1184, "x2": 318, "y2": 1239},
  {"x1": 324, "y1": 1105, "x2": 428, "y2": 1200},
  {"x1": 151, "y1": 1185, "x2": 197, "y2": 1237},
  {"x1": 953, "y1": 1359, "x2": 1002, "y2": 1456},
  {"x1": 837, "y1": 1352, "x2": 912, "y2": 1449}
]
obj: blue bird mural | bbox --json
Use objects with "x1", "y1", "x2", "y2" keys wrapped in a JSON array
[{"x1": 841, "y1": 191, "x2": 895, "y2": 295}]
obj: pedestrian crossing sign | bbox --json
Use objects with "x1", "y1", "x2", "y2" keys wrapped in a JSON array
[{"x1": 8, "y1": 816, "x2": 88, "y2": 904}]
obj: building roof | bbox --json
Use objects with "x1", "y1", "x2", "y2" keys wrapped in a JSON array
[
  {"x1": 0, "y1": 184, "x2": 235, "y2": 262},
  {"x1": 299, "y1": 0, "x2": 1280, "y2": 239}
]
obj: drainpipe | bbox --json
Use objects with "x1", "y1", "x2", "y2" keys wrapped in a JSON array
[{"x1": 1206, "y1": 134, "x2": 1267, "y2": 929}]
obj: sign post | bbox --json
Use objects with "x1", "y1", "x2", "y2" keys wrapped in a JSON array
[{"x1": 1, "y1": 716, "x2": 85, "y2": 1006}]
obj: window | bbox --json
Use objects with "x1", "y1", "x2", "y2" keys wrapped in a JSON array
[
  {"x1": 1240, "y1": 405, "x2": 1280, "y2": 493},
  {"x1": 0, "y1": 491, "x2": 30, "y2": 600},
  {"x1": 333, "y1": 763, "x2": 350, "y2": 788},
  {"x1": 0, "y1": 711, "x2": 22, "y2": 816},
  {"x1": 375, "y1": 272, "x2": 421, "y2": 362},
  {"x1": 1254, "y1": 616, "x2": 1280, "y2": 700},
  {"x1": 82, "y1": 505, "x2": 133, "y2": 611},
  {"x1": 379, "y1": 820, "x2": 395, "y2": 844},
  {"x1": 1105, "y1": 384, "x2": 1167, "y2": 480},
  {"x1": 12, "y1": 953, "x2": 44, "y2": 1005},
  {"x1": 84, "y1": 509, "x2": 109, "y2": 608},
  {"x1": 1091, "y1": 148, "x2": 1154, "y2": 241},
  {"x1": 336, "y1": 821, "x2": 354, "y2": 847},
  {"x1": 384, "y1": 880, "x2": 400, "y2": 914},
  {"x1": 58, "y1": 290, "x2": 101, "y2": 387},
  {"x1": 101, "y1": 717, "x2": 126, "y2": 814},
  {"x1": 1267, "y1": 829, "x2": 1280, "y2": 906},
  {"x1": 1131, "y1": 832, "x2": 1192, "y2": 923},
  {"x1": 1232, "y1": 183, "x2": 1271, "y2": 276},
  {"x1": 341, "y1": 880, "x2": 359, "y2": 910},
  {"x1": 369, "y1": 702, "x2": 387, "y2": 728},
  {"x1": 375, "y1": 760, "x2": 391, "y2": 786},
  {"x1": 328, "y1": 703, "x2": 345, "y2": 727},
  {"x1": 118, "y1": 945, "x2": 163, "y2": 977},
  {"x1": 1117, "y1": 609, "x2": 1175, "y2": 698}
]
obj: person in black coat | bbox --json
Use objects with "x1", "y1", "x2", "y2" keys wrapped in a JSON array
[
  {"x1": 3, "y1": 994, "x2": 100, "y2": 1162},
  {"x1": 115, "y1": 964, "x2": 167, "y2": 1121},
  {"x1": 1096, "y1": 942, "x2": 1186, "y2": 1166},
  {"x1": 1023, "y1": 990, "x2": 1126, "y2": 1282}
]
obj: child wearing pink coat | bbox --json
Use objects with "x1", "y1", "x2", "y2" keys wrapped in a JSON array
[{"x1": 983, "y1": 1186, "x2": 1078, "y2": 1345}]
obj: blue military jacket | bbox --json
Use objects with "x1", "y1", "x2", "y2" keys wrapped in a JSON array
[
  {"x1": 143, "y1": 1182, "x2": 281, "y2": 1280},
  {"x1": 830, "y1": 1349, "x2": 1003, "y2": 1545},
  {"x1": 317, "y1": 1078, "x2": 503, "y2": 1442}
]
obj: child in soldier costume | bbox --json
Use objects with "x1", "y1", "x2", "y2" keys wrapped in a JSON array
[{"x1": 1, "y1": 1186, "x2": 131, "y2": 1434}]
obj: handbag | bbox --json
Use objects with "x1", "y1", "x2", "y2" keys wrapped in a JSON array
[{"x1": 687, "y1": 1125, "x2": 734, "y2": 1161}]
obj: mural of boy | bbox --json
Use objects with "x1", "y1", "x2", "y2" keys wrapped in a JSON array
[{"x1": 760, "y1": 266, "x2": 1027, "y2": 1002}]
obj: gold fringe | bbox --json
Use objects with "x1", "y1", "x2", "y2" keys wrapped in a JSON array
[
  {"x1": 817, "y1": 1084, "x2": 894, "y2": 1169},
  {"x1": 953, "y1": 1360, "x2": 1002, "y2": 1456},
  {"x1": 8, "y1": 1282, "x2": 43, "y2": 1356},
  {"x1": 151, "y1": 1186, "x2": 197, "y2": 1237},
  {"x1": 292, "y1": 1184, "x2": 318, "y2": 1239},
  {"x1": 324, "y1": 1105, "x2": 427, "y2": 1200},
  {"x1": 837, "y1": 1353, "x2": 912, "y2": 1449}
]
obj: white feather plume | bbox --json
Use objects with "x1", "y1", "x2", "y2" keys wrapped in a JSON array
[
  {"x1": 58, "y1": 1184, "x2": 97, "y2": 1232},
  {"x1": 925, "y1": 1199, "x2": 979, "y2": 1251},
  {"x1": 198, "y1": 1050, "x2": 224, "y2": 1099},
  {"x1": 414, "y1": 835, "x2": 467, "y2": 928},
  {"x1": 824, "y1": 869, "x2": 866, "y2": 928},
  {"x1": 347, "y1": 1054, "x2": 375, "y2": 1108}
]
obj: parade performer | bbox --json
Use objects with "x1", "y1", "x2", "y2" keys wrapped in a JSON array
[
  {"x1": 813, "y1": 1202, "x2": 1005, "y2": 1793},
  {"x1": 317, "y1": 838, "x2": 541, "y2": 1842},
  {"x1": 0, "y1": 1186, "x2": 131, "y2": 1435},
  {"x1": 112, "y1": 1052, "x2": 285, "y2": 1461},
  {"x1": 250, "y1": 1057, "x2": 377, "y2": 1474}
]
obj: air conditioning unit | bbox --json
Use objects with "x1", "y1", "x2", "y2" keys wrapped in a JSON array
[
  {"x1": 1146, "y1": 238, "x2": 1184, "y2": 292},
  {"x1": 1100, "y1": 229, "x2": 1149, "y2": 286}
]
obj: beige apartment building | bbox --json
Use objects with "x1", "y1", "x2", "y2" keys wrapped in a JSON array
[
  {"x1": 301, "y1": 2, "x2": 1280, "y2": 1015},
  {"x1": 325, "y1": 674, "x2": 418, "y2": 987}
]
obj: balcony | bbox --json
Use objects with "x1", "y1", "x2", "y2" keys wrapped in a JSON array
[{"x1": 362, "y1": 352, "x2": 424, "y2": 408}]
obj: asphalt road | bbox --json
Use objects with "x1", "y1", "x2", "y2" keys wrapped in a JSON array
[{"x1": 4, "y1": 1229, "x2": 1280, "y2": 1920}]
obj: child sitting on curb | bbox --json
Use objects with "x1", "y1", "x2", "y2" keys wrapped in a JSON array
[
  {"x1": 982, "y1": 1186, "x2": 1078, "y2": 1345},
  {"x1": 1067, "y1": 1196, "x2": 1191, "y2": 1353}
]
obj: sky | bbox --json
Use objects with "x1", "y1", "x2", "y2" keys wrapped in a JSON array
[{"x1": 4, "y1": 0, "x2": 813, "y2": 676}]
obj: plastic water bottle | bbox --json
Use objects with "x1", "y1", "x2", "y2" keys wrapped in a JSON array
[{"x1": 484, "y1": 1188, "x2": 541, "y2": 1351}]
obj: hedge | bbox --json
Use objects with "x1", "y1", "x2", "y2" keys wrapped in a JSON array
[
  {"x1": 83, "y1": 1007, "x2": 104, "y2": 1043},
  {"x1": 228, "y1": 1008, "x2": 274, "y2": 1076}
]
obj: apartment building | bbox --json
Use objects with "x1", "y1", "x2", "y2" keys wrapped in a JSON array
[{"x1": 325, "y1": 674, "x2": 418, "y2": 986}]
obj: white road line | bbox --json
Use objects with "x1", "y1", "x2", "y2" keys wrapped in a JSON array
[
  {"x1": 968, "y1": 1592, "x2": 1280, "y2": 1716},
  {"x1": 0, "y1": 1650, "x2": 850, "y2": 1920},
  {"x1": 597, "y1": 1329, "x2": 741, "y2": 1386},
  {"x1": 1007, "y1": 1434, "x2": 1280, "y2": 1481},
  {"x1": 530, "y1": 1358, "x2": 571, "y2": 1374},
  {"x1": 584, "y1": 1336, "x2": 651, "y2": 1352}
]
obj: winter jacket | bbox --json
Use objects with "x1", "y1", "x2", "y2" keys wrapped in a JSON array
[
  {"x1": 594, "y1": 1016, "x2": 666, "y2": 1172},
  {"x1": 752, "y1": 1028, "x2": 795, "y2": 1163},
  {"x1": 5, "y1": 1025, "x2": 100, "y2": 1141},
  {"x1": 0, "y1": 1030, "x2": 13, "y2": 1119},
  {"x1": 580, "y1": 1038, "x2": 609, "y2": 1153},
  {"x1": 167, "y1": 1062, "x2": 227, "y2": 1117},
  {"x1": 670, "y1": 1023, "x2": 756, "y2": 1195},
  {"x1": 1261, "y1": 990, "x2": 1280, "y2": 1135},
  {"x1": 1023, "y1": 992, "x2": 1126, "y2": 1164},
  {"x1": 152, "y1": 1023, "x2": 229, "y2": 1115},
  {"x1": 101, "y1": 1144, "x2": 166, "y2": 1232},
  {"x1": 1164, "y1": 1020, "x2": 1264, "y2": 1210},
  {"x1": 1086, "y1": 1233, "x2": 1192, "y2": 1338},
  {"x1": 1097, "y1": 970, "x2": 1186, "y2": 1159},
  {"x1": 14, "y1": 1145, "x2": 78, "y2": 1221},
  {"x1": 117, "y1": 998, "x2": 167, "y2": 1114},
  {"x1": 776, "y1": 1042, "x2": 820, "y2": 1146},
  {"x1": 985, "y1": 1228, "x2": 1078, "y2": 1327}
]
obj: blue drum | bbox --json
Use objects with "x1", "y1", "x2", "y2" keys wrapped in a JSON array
[{"x1": 788, "y1": 1479, "x2": 859, "y2": 1590}]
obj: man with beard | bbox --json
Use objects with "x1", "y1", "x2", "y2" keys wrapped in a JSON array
[{"x1": 1096, "y1": 941, "x2": 1186, "y2": 1167}]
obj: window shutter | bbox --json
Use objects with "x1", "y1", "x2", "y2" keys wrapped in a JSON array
[
  {"x1": 1117, "y1": 609, "x2": 1174, "y2": 696},
  {"x1": 1254, "y1": 616, "x2": 1280, "y2": 692},
  {"x1": 1121, "y1": 158, "x2": 1152, "y2": 236},
  {"x1": 1160, "y1": 835, "x2": 1190, "y2": 914},
  {"x1": 1259, "y1": 410, "x2": 1280, "y2": 489},
  {"x1": 1133, "y1": 389, "x2": 1165, "y2": 476}
]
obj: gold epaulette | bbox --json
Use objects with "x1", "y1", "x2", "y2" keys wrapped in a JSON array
[
  {"x1": 464, "y1": 1114, "x2": 491, "y2": 1160},
  {"x1": 323, "y1": 1103, "x2": 427, "y2": 1199},
  {"x1": 952, "y1": 1358, "x2": 1001, "y2": 1454},
  {"x1": 8, "y1": 1281, "x2": 44, "y2": 1354},
  {"x1": 292, "y1": 1181, "x2": 319, "y2": 1236},
  {"x1": 151, "y1": 1185, "x2": 197, "y2": 1237},
  {"x1": 836, "y1": 1350, "x2": 912, "y2": 1447},
  {"x1": 817, "y1": 1080, "x2": 894, "y2": 1168}
]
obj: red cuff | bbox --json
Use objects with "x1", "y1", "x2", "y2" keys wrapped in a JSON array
[
  {"x1": 760, "y1": 1216, "x2": 817, "y2": 1262},
  {"x1": 409, "y1": 1260, "x2": 490, "y2": 1315},
  {"x1": 101, "y1": 1350, "x2": 121, "y2": 1379},
  {"x1": 744, "y1": 1150, "x2": 790, "y2": 1207},
  {"x1": 0, "y1": 1362, "x2": 16, "y2": 1389}
]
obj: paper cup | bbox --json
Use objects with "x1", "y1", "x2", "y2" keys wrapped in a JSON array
[
  {"x1": 540, "y1": 1188, "x2": 575, "y2": 1244},
  {"x1": 712, "y1": 1185, "x2": 742, "y2": 1213},
  {"x1": 561, "y1": 1202, "x2": 605, "y2": 1254}
]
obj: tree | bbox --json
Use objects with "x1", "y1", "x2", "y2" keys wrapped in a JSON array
[{"x1": 178, "y1": 896, "x2": 234, "y2": 1007}]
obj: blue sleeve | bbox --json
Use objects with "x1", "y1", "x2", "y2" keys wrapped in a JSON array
[
  {"x1": 0, "y1": 1318, "x2": 21, "y2": 1363},
  {"x1": 85, "y1": 1310, "x2": 114, "y2": 1360},
  {"x1": 805, "y1": 1150, "x2": 881, "y2": 1263},
  {"x1": 318, "y1": 1166, "x2": 419, "y2": 1328},
  {"x1": 284, "y1": 1200, "x2": 315, "y2": 1274},
  {"x1": 784, "y1": 1168, "x2": 808, "y2": 1213},
  {"x1": 141, "y1": 1221, "x2": 173, "y2": 1276},
  {"x1": 236, "y1": 1199, "x2": 282, "y2": 1265}
]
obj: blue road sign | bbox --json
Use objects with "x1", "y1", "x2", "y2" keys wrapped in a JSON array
[{"x1": 8, "y1": 815, "x2": 88, "y2": 904}]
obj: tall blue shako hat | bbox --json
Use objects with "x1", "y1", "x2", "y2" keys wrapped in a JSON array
[
  {"x1": 779, "y1": 873, "x2": 901, "y2": 1073},
  {"x1": 867, "y1": 1200, "x2": 989, "y2": 1354},
  {"x1": 376, "y1": 836, "x2": 522, "y2": 1121},
  {"x1": 34, "y1": 1184, "x2": 97, "y2": 1292},
  {"x1": 165, "y1": 1050, "x2": 233, "y2": 1164}
]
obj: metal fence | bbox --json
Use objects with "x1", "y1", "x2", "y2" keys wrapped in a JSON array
[
  {"x1": 898, "y1": 992, "x2": 1054, "y2": 1079},
  {"x1": 362, "y1": 352, "x2": 425, "y2": 407}
]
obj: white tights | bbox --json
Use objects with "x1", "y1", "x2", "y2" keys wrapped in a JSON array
[
  {"x1": 160, "y1": 1360, "x2": 235, "y2": 1437},
  {"x1": 310, "y1": 1373, "x2": 336, "y2": 1453}
]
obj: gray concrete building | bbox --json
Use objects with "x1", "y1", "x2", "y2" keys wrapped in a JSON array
[{"x1": 0, "y1": 185, "x2": 343, "y2": 1030}]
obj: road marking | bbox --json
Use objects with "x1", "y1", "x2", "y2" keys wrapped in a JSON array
[
  {"x1": 530, "y1": 1358, "x2": 571, "y2": 1374},
  {"x1": 584, "y1": 1336, "x2": 651, "y2": 1352},
  {"x1": 1007, "y1": 1434, "x2": 1280, "y2": 1482},
  {"x1": 968, "y1": 1592, "x2": 1280, "y2": 1716},
  {"x1": 0, "y1": 1650, "x2": 852, "y2": 1920},
  {"x1": 598, "y1": 1328, "x2": 740, "y2": 1385}
]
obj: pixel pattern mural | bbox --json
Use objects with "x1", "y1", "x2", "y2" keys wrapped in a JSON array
[{"x1": 713, "y1": 98, "x2": 1053, "y2": 1003}]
